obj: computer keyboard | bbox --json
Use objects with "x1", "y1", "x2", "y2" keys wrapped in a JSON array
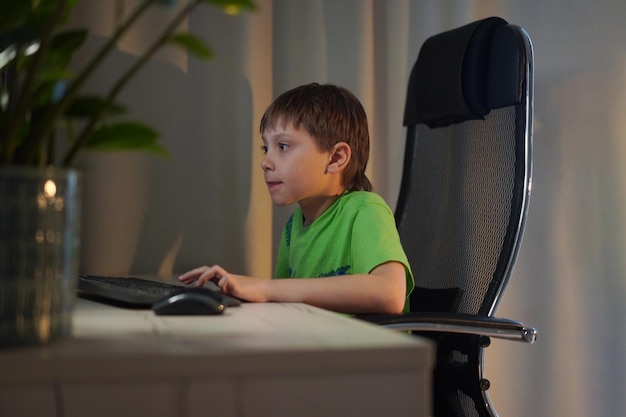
[{"x1": 78, "y1": 275, "x2": 242, "y2": 307}]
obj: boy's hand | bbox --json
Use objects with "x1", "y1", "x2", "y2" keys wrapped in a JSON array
[
  {"x1": 178, "y1": 266, "x2": 270, "y2": 302},
  {"x1": 179, "y1": 264, "x2": 229, "y2": 287}
]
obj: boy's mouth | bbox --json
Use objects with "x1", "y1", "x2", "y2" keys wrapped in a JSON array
[{"x1": 266, "y1": 181, "x2": 282, "y2": 190}]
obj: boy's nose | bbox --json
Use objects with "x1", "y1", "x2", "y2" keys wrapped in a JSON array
[{"x1": 261, "y1": 155, "x2": 273, "y2": 171}]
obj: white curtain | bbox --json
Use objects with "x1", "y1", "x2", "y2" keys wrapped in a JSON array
[{"x1": 72, "y1": 1, "x2": 626, "y2": 417}]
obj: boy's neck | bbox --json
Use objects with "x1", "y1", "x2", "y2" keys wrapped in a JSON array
[{"x1": 299, "y1": 191, "x2": 347, "y2": 226}]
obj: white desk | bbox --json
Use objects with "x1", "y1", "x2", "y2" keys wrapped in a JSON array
[{"x1": 0, "y1": 298, "x2": 433, "y2": 417}]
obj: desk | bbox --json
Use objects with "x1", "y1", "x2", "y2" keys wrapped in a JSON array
[{"x1": 0, "y1": 298, "x2": 433, "y2": 417}]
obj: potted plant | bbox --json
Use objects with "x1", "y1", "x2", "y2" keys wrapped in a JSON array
[{"x1": 0, "y1": 0, "x2": 255, "y2": 347}]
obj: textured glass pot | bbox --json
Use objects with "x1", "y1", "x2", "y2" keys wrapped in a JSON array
[{"x1": 0, "y1": 167, "x2": 81, "y2": 347}]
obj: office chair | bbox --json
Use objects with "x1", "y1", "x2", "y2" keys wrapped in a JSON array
[{"x1": 357, "y1": 17, "x2": 536, "y2": 417}]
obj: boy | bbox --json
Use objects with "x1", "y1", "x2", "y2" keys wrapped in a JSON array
[{"x1": 179, "y1": 83, "x2": 413, "y2": 314}]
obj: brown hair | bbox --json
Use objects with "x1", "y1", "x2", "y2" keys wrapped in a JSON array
[{"x1": 259, "y1": 83, "x2": 372, "y2": 191}]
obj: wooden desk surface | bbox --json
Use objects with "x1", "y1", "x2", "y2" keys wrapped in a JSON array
[{"x1": 0, "y1": 298, "x2": 433, "y2": 417}]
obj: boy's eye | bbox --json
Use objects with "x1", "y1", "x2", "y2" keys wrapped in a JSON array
[{"x1": 260, "y1": 143, "x2": 288, "y2": 154}]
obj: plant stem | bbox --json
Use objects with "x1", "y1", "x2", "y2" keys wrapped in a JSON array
[
  {"x1": 0, "y1": 49, "x2": 19, "y2": 162},
  {"x1": 17, "y1": 0, "x2": 155, "y2": 165},
  {"x1": 3, "y1": 0, "x2": 69, "y2": 165},
  {"x1": 62, "y1": 0, "x2": 202, "y2": 167}
]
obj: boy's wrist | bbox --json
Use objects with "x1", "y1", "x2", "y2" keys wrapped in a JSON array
[{"x1": 258, "y1": 277, "x2": 275, "y2": 303}]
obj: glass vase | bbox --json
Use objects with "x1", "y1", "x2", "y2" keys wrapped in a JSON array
[{"x1": 0, "y1": 166, "x2": 81, "y2": 347}]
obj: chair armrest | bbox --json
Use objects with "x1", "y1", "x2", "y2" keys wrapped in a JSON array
[{"x1": 356, "y1": 312, "x2": 537, "y2": 343}]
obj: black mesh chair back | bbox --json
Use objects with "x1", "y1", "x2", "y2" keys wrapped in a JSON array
[
  {"x1": 358, "y1": 17, "x2": 536, "y2": 417},
  {"x1": 400, "y1": 16, "x2": 532, "y2": 317}
]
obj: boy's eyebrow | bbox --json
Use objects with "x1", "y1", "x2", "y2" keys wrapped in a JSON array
[{"x1": 262, "y1": 132, "x2": 294, "y2": 142}]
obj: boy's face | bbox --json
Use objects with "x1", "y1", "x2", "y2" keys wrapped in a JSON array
[{"x1": 261, "y1": 122, "x2": 338, "y2": 208}]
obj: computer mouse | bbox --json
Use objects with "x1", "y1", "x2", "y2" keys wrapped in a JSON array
[{"x1": 152, "y1": 287, "x2": 226, "y2": 315}]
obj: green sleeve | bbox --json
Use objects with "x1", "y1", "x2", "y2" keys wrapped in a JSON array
[{"x1": 350, "y1": 201, "x2": 415, "y2": 302}]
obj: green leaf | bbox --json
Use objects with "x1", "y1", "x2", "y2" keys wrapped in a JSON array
[
  {"x1": 40, "y1": 29, "x2": 87, "y2": 73},
  {"x1": 65, "y1": 95, "x2": 127, "y2": 118},
  {"x1": 5, "y1": 30, "x2": 85, "y2": 84},
  {"x1": 86, "y1": 122, "x2": 170, "y2": 157},
  {"x1": 34, "y1": 0, "x2": 80, "y2": 26},
  {"x1": 202, "y1": 0, "x2": 257, "y2": 15},
  {"x1": 33, "y1": 68, "x2": 73, "y2": 83},
  {"x1": 0, "y1": 1, "x2": 80, "y2": 50},
  {"x1": 30, "y1": 79, "x2": 61, "y2": 108},
  {"x1": 168, "y1": 32, "x2": 213, "y2": 60},
  {"x1": 50, "y1": 30, "x2": 87, "y2": 56}
]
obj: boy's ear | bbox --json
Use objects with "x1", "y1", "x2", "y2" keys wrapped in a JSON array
[{"x1": 327, "y1": 142, "x2": 351, "y2": 173}]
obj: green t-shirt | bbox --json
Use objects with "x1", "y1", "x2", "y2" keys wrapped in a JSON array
[{"x1": 275, "y1": 191, "x2": 414, "y2": 312}]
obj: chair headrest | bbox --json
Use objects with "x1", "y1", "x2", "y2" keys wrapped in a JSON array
[{"x1": 404, "y1": 16, "x2": 523, "y2": 128}]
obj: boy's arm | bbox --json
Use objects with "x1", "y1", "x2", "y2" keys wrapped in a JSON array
[
  {"x1": 179, "y1": 261, "x2": 406, "y2": 314},
  {"x1": 265, "y1": 261, "x2": 406, "y2": 314}
]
